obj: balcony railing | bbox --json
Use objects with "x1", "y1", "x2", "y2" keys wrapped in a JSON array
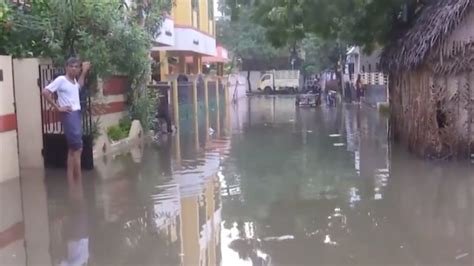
[{"x1": 351, "y1": 72, "x2": 389, "y2": 86}]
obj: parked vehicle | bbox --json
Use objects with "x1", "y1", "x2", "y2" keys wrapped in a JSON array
[
  {"x1": 258, "y1": 70, "x2": 300, "y2": 94},
  {"x1": 296, "y1": 93, "x2": 321, "y2": 107},
  {"x1": 296, "y1": 85, "x2": 322, "y2": 108}
]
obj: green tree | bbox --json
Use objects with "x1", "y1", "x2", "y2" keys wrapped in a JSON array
[
  {"x1": 217, "y1": 11, "x2": 286, "y2": 62},
  {"x1": 301, "y1": 35, "x2": 343, "y2": 76},
  {"x1": 249, "y1": 0, "x2": 423, "y2": 52},
  {"x1": 0, "y1": 0, "x2": 172, "y2": 130}
]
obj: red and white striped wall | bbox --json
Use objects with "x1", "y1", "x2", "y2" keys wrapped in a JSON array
[{"x1": 0, "y1": 56, "x2": 20, "y2": 183}]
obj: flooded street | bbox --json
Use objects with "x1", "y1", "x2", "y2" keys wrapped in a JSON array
[{"x1": 2, "y1": 96, "x2": 473, "y2": 266}]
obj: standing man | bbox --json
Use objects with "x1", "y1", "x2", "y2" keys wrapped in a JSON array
[{"x1": 42, "y1": 58, "x2": 91, "y2": 181}]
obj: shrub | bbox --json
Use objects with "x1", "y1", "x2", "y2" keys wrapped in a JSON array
[{"x1": 107, "y1": 117, "x2": 132, "y2": 141}]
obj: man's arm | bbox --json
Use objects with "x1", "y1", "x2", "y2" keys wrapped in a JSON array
[
  {"x1": 42, "y1": 90, "x2": 71, "y2": 112},
  {"x1": 42, "y1": 77, "x2": 71, "y2": 112},
  {"x1": 78, "y1": 61, "x2": 91, "y2": 89}
]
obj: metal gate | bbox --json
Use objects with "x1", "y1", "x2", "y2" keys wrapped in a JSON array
[{"x1": 38, "y1": 64, "x2": 94, "y2": 169}]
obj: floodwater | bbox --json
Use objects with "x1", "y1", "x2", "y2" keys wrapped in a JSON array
[{"x1": 1, "y1": 96, "x2": 473, "y2": 266}]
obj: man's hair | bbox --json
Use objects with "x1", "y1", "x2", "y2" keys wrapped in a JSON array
[{"x1": 65, "y1": 57, "x2": 81, "y2": 66}]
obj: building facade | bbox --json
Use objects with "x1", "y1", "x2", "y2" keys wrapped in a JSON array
[{"x1": 151, "y1": 0, "x2": 228, "y2": 80}]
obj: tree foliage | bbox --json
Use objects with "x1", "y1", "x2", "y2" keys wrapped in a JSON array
[
  {"x1": 0, "y1": 0, "x2": 171, "y2": 77},
  {"x1": 217, "y1": 12, "x2": 285, "y2": 61},
  {"x1": 217, "y1": 0, "x2": 290, "y2": 71},
  {"x1": 219, "y1": 0, "x2": 428, "y2": 75},
  {"x1": 246, "y1": 0, "x2": 424, "y2": 52},
  {"x1": 0, "y1": 0, "x2": 172, "y2": 130},
  {"x1": 301, "y1": 35, "x2": 344, "y2": 75}
]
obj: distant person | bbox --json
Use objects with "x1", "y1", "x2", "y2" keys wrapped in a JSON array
[{"x1": 42, "y1": 58, "x2": 91, "y2": 181}]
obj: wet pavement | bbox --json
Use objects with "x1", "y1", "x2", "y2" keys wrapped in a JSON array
[{"x1": 1, "y1": 96, "x2": 473, "y2": 266}]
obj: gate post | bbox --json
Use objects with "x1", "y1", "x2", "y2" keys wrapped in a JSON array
[
  {"x1": 192, "y1": 80, "x2": 199, "y2": 150},
  {"x1": 204, "y1": 79, "x2": 210, "y2": 142},
  {"x1": 216, "y1": 80, "x2": 221, "y2": 137},
  {"x1": 172, "y1": 80, "x2": 180, "y2": 125}
]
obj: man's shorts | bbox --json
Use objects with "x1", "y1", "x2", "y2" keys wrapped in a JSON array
[{"x1": 61, "y1": 110, "x2": 83, "y2": 150}]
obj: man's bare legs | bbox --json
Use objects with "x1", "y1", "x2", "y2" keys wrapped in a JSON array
[
  {"x1": 67, "y1": 149, "x2": 82, "y2": 181},
  {"x1": 67, "y1": 150, "x2": 74, "y2": 181}
]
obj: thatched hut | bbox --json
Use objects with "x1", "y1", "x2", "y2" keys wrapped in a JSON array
[{"x1": 381, "y1": 0, "x2": 474, "y2": 159}]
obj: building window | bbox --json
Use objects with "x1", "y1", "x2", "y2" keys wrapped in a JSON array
[
  {"x1": 368, "y1": 64, "x2": 372, "y2": 72},
  {"x1": 362, "y1": 66, "x2": 366, "y2": 73},
  {"x1": 376, "y1": 63, "x2": 380, "y2": 72},
  {"x1": 192, "y1": 0, "x2": 199, "y2": 28},
  {"x1": 208, "y1": 0, "x2": 214, "y2": 19}
]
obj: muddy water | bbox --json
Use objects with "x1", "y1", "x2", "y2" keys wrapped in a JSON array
[{"x1": 1, "y1": 96, "x2": 473, "y2": 266}]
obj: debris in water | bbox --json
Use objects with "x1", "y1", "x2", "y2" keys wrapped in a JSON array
[
  {"x1": 263, "y1": 235, "x2": 295, "y2": 241},
  {"x1": 324, "y1": 235, "x2": 337, "y2": 245},
  {"x1": 329, "y1": 134, "x2": 341, "y2": 137},
  {"x1": 333, "y1": 143, "x2": 345, "y2": 147},
  {"x1": 455, "y1": 253, "x2": 469, "y2": 260}
]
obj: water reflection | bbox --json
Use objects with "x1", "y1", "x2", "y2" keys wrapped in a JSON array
[
  {"x1": 221, "y1": 98, "x2": 473, "y2": 265},
  {"x1": 2, "y1": 96, "x2": 473, "y2": 265},
  {"x1": 58, "y1": 179, "x2": 89, "y2": 266}
]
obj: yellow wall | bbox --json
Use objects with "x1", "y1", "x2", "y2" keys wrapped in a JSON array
[
  {"x1": 173, "y1": 0, "x2": 215, "y2": 33},
  {"x1": 181, "y1": 196, "x2": 200, "y2": 266},
  {"x1": 199, "y1": 0, "x2": 209, "y2": 33},
  {"x1": 173, "y1": 0, "x2": 192, "y2": 26}
]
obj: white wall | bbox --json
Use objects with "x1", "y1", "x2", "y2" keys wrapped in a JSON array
[
  {"x1": 238, "y1": 71, "x2": 262, "y2": 92},
  {"x1": 155, "y1": 17, "x2": 175, "y2": 47},
  {"x1": 14, "y1": 58, "x2": 47, "y2": 169},
  {"x1": 227, "y1": 74, "x2": 247, "y2": 102},
  {"x1": 0, "y1": 55, "x2": 19, "y2": 183},
  {"x1": 156, "y1": 26, "x2": 217, "y2": 56}
]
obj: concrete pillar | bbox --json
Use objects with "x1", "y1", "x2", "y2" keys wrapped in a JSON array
[
  {"x1": 0, "y1": 55, "x2": 19, "y2": 183},
  {"x1": 216, "y1": 81, "x2": 221, "y2": 137},
  {"x1": 192, "y1": 81, "x2": 199, "y2": 151},
  {"x1": 160, "y1": 51, "x2": 169, "y2": 81},
  {"x1": 204, "y1": 80, "x2": 210, "y2": 143},
  {"x1": 217, "y1": 63, "x2": 224, "y2": 76},
  {"x1": 171, "y1": 81, "x2": 181, "y2": 163},
  {"x1": 193, "y1": 55, "x2": 202, "y2": 75},
  {"x1": 13, "y1": 58, "x2": 45, "y2": 170},
  {"x1": 178, "y1": 55, "x2": 187, "y2": 74},
  {"x1": 204, "y1": 79, "x2": 209, "y2": 111},
  {"x1": 223, "y1": 77, "x2": 229, "y2": 105},
  {"x1": 172, "y1": 81, "x2": 180, "y2": 125}
]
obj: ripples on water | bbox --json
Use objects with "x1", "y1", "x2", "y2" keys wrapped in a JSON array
[{"x1": 3, "y1": 96, "x2": 472, "y2": 266}]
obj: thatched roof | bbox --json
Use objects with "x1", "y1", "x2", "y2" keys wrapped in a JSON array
[{"x1": 381, "y1": 0, "x2": 473, "y2": 73}]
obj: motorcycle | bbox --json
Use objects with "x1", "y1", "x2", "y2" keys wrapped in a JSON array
[
  {"x1": 326, "y1": 90, "x2": 337, "y2": 107},
  {"x1": 296, "y1": 85, "x2": 322, "y2": 108}
]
